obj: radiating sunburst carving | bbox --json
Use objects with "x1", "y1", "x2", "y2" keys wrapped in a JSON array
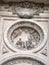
[{"x1": 11, "y1": 27, "x2": 40, "y2": 50}]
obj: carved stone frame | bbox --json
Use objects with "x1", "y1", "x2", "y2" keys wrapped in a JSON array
[{"x1": 3, "y1": 19, "x2": 47, "y2": 52}]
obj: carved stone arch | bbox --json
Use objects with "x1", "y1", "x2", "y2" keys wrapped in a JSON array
[{"x1": 0, "y1": 53, "x2": 48, "y2": 65}]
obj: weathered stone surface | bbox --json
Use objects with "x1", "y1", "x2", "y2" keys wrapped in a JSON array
[{"x1": 0, "y1": 1, "x2": 49, "y2": 65}]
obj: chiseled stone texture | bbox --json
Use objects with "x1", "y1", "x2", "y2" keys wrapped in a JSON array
[{"x1": 0, "y1": 2, "x2": 49, "y2": 65}]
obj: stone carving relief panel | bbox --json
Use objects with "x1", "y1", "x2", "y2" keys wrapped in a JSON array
[
  {"x1": 3, "y1": 19, "x2": 47, "y2": 52},
  {"x1": 0, "y1": 1, "x2": 48, "y2": 65},
  {"x1": 0, "y1": 1, "x2": 45, "y2": 18}
]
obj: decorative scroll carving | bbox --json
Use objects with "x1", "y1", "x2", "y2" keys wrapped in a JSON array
[
  {"x1": 9, "y1": 1, "x2": 44, "y2": 18},
  {"x1": 0, "y1": 1, "x2": 44, "y2": 18},
  {"x1": 3, "y1": 58, "x2": 44, "y2": 65},
  {"x1": 13, "y1": 1, "x2": 44, "y2": 8}
]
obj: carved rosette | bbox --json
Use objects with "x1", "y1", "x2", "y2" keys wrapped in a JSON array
[{"x1": 4, "y1": 19, "x2": 47, "y2": 52}]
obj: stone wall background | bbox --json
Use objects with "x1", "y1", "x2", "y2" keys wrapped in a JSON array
[{"x1": 0, "y1": 3, "x2": 49, "y2": 65}]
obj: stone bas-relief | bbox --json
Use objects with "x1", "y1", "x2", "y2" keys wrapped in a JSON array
[
  {"x1": 4, "y1": 20, "x2": 46, "y2": 52},
  {"x1": 3, "y1": 58, "x2": 44, "y2": 65},
  {"x1": 0, "y1": 1, "x2": 44, "y2": 18},
  {"x1": 0, "y1": 0, "x2": 48, "y2": 65},
  {"x1": 14, "y1": 1, "x2": 44, "y2": 18},
  {"x1": 12, "y1": 27, "x2": 40, "y2": 50}
]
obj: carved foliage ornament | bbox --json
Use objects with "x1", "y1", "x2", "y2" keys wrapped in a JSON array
[
  {"x1": 11, "y1": 1, "x2": 44, "y2": 18},
  {"x1": 0, "y1": 1, "x2": 44, "y2": 18}
]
